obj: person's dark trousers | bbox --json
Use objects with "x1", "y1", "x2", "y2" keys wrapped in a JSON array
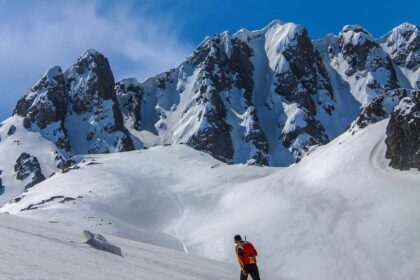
[{"x1": 240, "y1": 264, "x2": 261, "y2": 280}]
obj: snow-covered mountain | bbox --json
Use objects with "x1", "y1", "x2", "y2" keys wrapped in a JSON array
[
  {"x1": 1, "y1": 20, "x2": 418, "y2": 207},
  {"x1": 119, "y1": 21, "x2": 418, "y2": 167},
  {"x1": 0, "y1": 50, "x2": 137, "y2": 203},
  {"x1": 378, "y1": 23, "x2": 419, "y2": 89}
]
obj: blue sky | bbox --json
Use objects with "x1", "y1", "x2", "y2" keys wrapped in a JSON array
[{"x1": 0, "y1": 0, "x2": 418, "y2": 120}]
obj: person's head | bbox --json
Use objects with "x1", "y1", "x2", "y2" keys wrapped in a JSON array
[{"x1": 234, "y1": 234, "x2": 242, "y2": 244}]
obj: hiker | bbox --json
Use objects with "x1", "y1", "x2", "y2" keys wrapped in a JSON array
[{"x1": 234, "y1": 234, "x2": 261, "y2": 280}]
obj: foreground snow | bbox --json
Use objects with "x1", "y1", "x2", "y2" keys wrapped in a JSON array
[
  {"x1": 2, "y1": 119, "x2": 420, "y2": 280},
  {"x1": 0, "y1": 213, "x2": 236, "y2": 280}
]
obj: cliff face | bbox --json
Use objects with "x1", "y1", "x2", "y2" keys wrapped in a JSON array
[
  {"x1": 13, "y1": 50, "x2": 135, "y2": 157},
  {"x1": 385, "y1": 91, "x2": 420, "y2": 170}
]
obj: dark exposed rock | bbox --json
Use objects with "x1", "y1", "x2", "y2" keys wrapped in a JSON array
[
  {"x1": 14, "y1": 67, "x2": 68, "y2": 128},
  {"x1": 278, "y1": 27, "x2": 334, "y2": 111},
  {"x1": 9, "y1": 195, "x2": 24, "y2": 204},
  {"x1": 66, "y1": 50, "x2": 116, "y2": 113},
  {"x1": 7, "y1": 125, "x2": 16, "y2": 136},
  {"x1": 385, "y1": 92, "x2": 420, "y2": 170},
  {"x1": 273, "y1": 26, "x2": 332, "y2": 159},
  {"x1": 156, "y1": 69, "x2": 176, "y2": 90},
  {"x1": 83, "y1": 230, "x2": 123, "y2": 256},
  {"x1": 12, "y1": 50, "x2": 135, "y2": 158},
  {"x1": 13, "y1": 67, "x2": 72, "y2": 154},
  {"x1": 186, "y1": 85, "x2": 234, "y2": 162},
  {"x1": 20, "y1": 195, "x2": 78, "y2": 211},
  {"x1": 65, "y1": 50, "x2": 135, "y2": 153},
  {"x1": 380, "y1": 23, "x2": 419, "y2": 72},
  {"x1": 191, "y1": 33, "x2": 255, "y2": 105},
  {"x1": 350, "y1": 89, "x2": 418, "y2": 132},
  {"x1": 243, "y1": 107, "x2": 269, "y2": 165},
  {"x1": 183, "y1": 32, "x2": 259, "y2": 162},
  {"x1": 14, "y1": 153, "x2": 46, "y2": 189},
  {"x1": 55, "y1": 152, "x2": 75, "y2": 170},
  {"x1": 228, "y1": 38, "x2": 255, "y2": 105},
  {"x1": 115, "y1": 78, "x2": 143, "y2": 130},
  {"x1": 282, "y1": 111, "x2": 329, "y2": 161},
  {"x1": 379, "y1": 23, "x2": 419, "y2": 90},
  {"x1": 338, "y1": 25, "x2": 399, "y2": 90},
  {"x1": 62, "y1": 165, "x2": 80, "y2": 173}
]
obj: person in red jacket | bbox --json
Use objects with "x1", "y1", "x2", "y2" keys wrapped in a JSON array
[{"x1": 234, "y1": 234, "x2": 261, "y2": 280}]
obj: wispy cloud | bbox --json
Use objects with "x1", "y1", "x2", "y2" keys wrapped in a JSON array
[{"x1": 0, "y1": 0, "x2": 192, "y2": 119}]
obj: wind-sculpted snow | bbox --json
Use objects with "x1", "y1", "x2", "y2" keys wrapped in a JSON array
[{"x1": 2, "y1": 120, "x2": 420, "y2": 280}]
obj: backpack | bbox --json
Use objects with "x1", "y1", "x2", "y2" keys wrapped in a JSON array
[{"x1": 242, "y1": 241, "x2": 257, "y2": 264}]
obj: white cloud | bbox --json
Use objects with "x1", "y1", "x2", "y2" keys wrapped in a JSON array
[{"x1": 0, "y1": 0, "x2": 192, "y2": 119}]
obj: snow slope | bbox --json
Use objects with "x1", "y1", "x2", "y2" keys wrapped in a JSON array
[
  {"x1": 0, "y1": 116, "x2": 61, "y2": 205},
  {"x1": 0, "y1": 213, "x2": 236, "y2": 280},
  {"x1": 2, "y1": 119, "x2": 420, "y2": 280}
]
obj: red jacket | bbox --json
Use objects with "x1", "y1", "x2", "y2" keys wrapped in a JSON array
[{"x1": 236, "y1": 241, "x2": 258, "y2": 269}]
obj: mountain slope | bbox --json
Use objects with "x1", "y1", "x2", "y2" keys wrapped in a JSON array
[
  {"x1": 0, "y1": 213, "x2": 237, "y2": 280},
  {"x1": 2, "y1": 118, "x2": 419, "y2": 280}
]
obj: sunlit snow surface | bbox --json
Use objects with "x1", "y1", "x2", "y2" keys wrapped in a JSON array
[
  {"x1": 0, "y1": 213, "x2": 236, "y2": 280},
  {"x1": 1, "y1": 119, "x2": 420, "y2": 280}
]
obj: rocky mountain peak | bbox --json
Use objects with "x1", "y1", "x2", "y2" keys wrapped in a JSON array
[
  {"x1": 14, "y1": 66, "x2": 68, "y2": 133},
  {"x1": 379, "y1": 23, "x2": 419, "y2": 88},
  {"x1": 338, "y1": 25, "x2": 377, "y2": 70},
  {"x1": 65, "y1": 49, "x2": 116, "y2": 113},
  {"x1": 10, "y1": 49, "x2": 135, "y2": 161},
  {"x1": 31, "y1": 66, "x2": 64, "y2": 91},
  {"x1": 319, "y1": 24, "x2": 400, "y2": 105},
  {"x1": 341, "y1": 25, "x2": 372, "y2": 36}
]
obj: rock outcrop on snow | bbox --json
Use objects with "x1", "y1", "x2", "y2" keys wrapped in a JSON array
[
  {"x1": 83, "y1": 230, "x2": 123, "y2": 256},
  {"x1": 14, "y1": 153, "x2": 46, "y2": 190},
  {"x1": 115, "y1": 78, "x2": 143, "y2": 131},
  {"x1": 349, "y1": 88, "x2": 419, "y2": 133},
  {"x1": 385, "y1": 91, "x2": 420, "y2": 170},
  {"x1": 7, "y1": 125, "x2": 16, "y2": 136}
]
